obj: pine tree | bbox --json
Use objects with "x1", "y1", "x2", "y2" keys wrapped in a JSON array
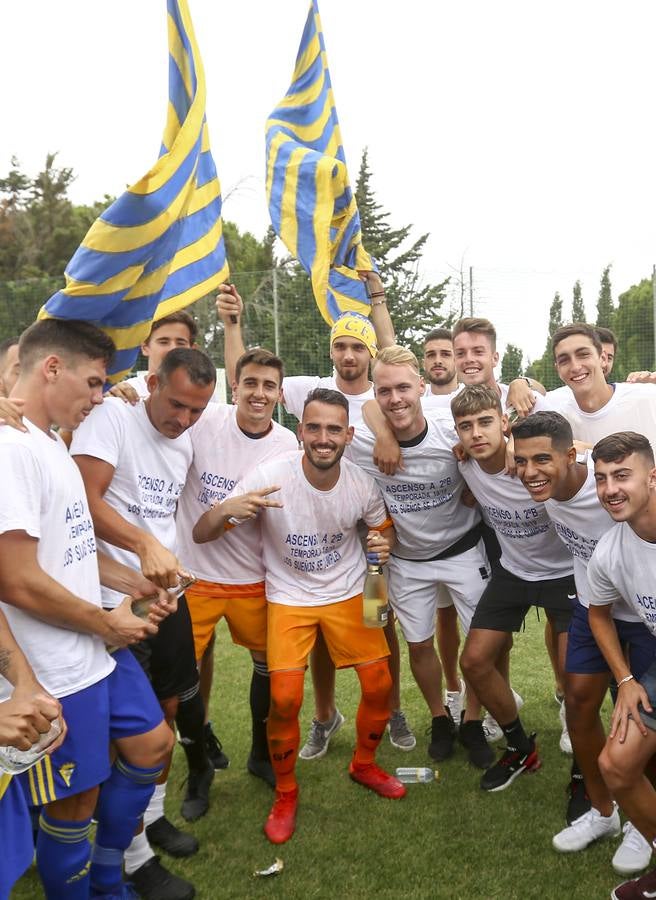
[
  {"x1": 571, "y1": 280, "x2": 586, "y2": 323},
  {"x1": 500, "y1": 344, "x2": 523, "y2": 382},
  {"x1": 354, "y1": 149, "x2": 450, "y2": 355},
  {"x1": 596, "y1": 264, "x2": 615, "y2": 327}
]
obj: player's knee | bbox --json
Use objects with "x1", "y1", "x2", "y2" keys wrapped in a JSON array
[
  {"x1": 270, "y1": 673, "x2": 304, "y2": 721},
  {"x1": 134, "y1": 722, "x2": 175, "y2": 767},
  {"x1": 408, "y1": 638, "x2": 435, "y2": 660},
  {"x1": 358, "y1": 660, "x2": 392, "y2": 705},
  {"x1": 460, "y1": 643, "x2": 490, "y2": 682},
  {"x1": 599, "y1": 743, "x2": 635, "y2": 792}
]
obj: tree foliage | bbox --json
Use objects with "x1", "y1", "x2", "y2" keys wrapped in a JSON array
[
  {"x1": 500, "y1": 344, "x2": 523, "y2": 382},
  {"x1": 612, "y1": 278, "x2": 654, "y2": 380},
  {"x1": 571, "y1": 280, "x2": 586, "y2": 323},
  {"x1": 524, "y1": 292, "x2": 563, "y2": 389},
  {"x1": 596, "y1": 264, "x2": 615, "y2": 327}
]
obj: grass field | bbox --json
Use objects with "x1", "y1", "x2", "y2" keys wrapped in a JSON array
[{"x1": 14, "y1": 614, "x2": 624, "y2": 900}]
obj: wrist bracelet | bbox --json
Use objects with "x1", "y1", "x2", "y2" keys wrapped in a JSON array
[
  {"x1": 369, "y1": 290, "x2": 386, "y2": 298},
  {"x1": 371, "y1": 299, "x2": 387, "y2": 306},
  {"x1": 618, "y1": 674, "x2": 635, "y2": 687}
]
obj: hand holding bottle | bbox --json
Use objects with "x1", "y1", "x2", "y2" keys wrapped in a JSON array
[{"x1": 366, "y1": 530, "x2": 390, "y2": 566}]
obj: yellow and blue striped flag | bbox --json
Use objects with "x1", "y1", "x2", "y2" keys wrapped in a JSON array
[
  {"x1": 40, "y1": 0, "x2": 229, "y2": 383},
  {"x1": 266, "y1": 0, "x2": 374, "y2": 326}
]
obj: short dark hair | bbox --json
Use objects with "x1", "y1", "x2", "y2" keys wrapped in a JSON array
[
  {"x1": 147, "y1": 310, "x2": 197, "y2": 344},
  {"x1": 512, "y1": 411, "x2": 573, "y2": 452},
  {"x1": 19, "y1": 320, "x2": 115, "y2": 372},
  {"x1": 592, "y1": 432, "x2": 655, "y2": 467},
  {"x1": 423, "y1": 328, "x2": 453, "y2": 347},
  {"x1": 451, "y1": 384, "x2": 502, "y2": 419},
  {"x1": 595, "y1": 327, "x2": 618, "y2": 353},
  {"x1": 0, "y1": 336, "x2": 19, "y2": 365},
  {"x1": 552, "y1": 323, "x2": 602, "y2": 359},
  {"x1": 452, "y1": 317, "x2": 497, "y2": 351},
  {"x1": 157, "y1": 347, "x2": 216, "y2": 387},
  {"x1": 302, "y1": 387, "x2": 349, "y2": 421},
  {"x1": 235, "y1": 348, "x2": 284, "y2": 386}
]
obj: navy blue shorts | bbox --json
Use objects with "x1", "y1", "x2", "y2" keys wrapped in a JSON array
[
  {"x1": 0, "y1": 775, "x2": 32, "y2": 899},
  {"x1": 565, "y1": 599, "x2": 656, "y2": 677},
  {"x1": 21, "y1": 649, "x2": 163, "y2": 806},
  {"x1": 637, "y1": 657, "x2": 656, "y2": 731}
]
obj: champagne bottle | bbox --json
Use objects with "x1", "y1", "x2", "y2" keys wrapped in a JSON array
[
  {"x1": 107, "y1": 574, "x2": 196, "y2": 653},
  {"x1": 362, "y1": 563, "x2": 388, "y2": 628}
]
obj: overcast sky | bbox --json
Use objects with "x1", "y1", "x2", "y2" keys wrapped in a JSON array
[{"x1": 3, "y1": 0, "x2": 655, "y2": 364}]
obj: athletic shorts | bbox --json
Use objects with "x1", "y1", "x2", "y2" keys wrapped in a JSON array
[
  {"x1": 637, "y1": 657, "x2": 656, "y2": 731},
  {"x1": 565, "y1": 599, "x2": 656, "y2": 677},
  {"x1": 470, "y1": 564, "x2": 574, "y2": 634},
  {"x1": 387, "y1": 541, "x2": 490, "y2": 643},
  {"x1": 130, "y1": 593, "x2": 199, "y2": 701},
  {"x1": 21, "y1": 649, "x2": 163, "y2": 806},
  {"x1": 266, "y1": 594, "x2": 390, "y2": 671},
  {"x1": 185, "y1": 579, "x2": 267, "y2": 659},
  {"x1": 0, "y1": 775, "x2": 32, "y2": 900}
]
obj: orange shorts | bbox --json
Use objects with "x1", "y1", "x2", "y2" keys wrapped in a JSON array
[
  {"x1": 266, "y1": 594, "x2": 390, "y2": 672},
  {"x1": 185, "y1": 579, "x2": 267, "y2": 660}
]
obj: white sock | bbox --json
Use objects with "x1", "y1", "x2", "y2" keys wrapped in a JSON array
[
  {"x1": 124, "y1": 830, "x2": 155, "y2": 875},
  {"x1": 143, "y1": 782, "x2": 167, "y2": 828}
]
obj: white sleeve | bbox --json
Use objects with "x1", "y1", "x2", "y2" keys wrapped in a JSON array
[
  {"x1": 70, "y1": 400, "x2": 124, "y2": 468},
  {"x1": 0, "y1": 443, "x2": 42, "y2": 539},
  {"x1": 587, "y1": 549, "x2": 622, "y2": 607},
  {"x1": 360, "y1": 476, "x2": 391, "y2": 530},
  {"x1": 282, "y1": 376, "x2": 320, "y2": 419}
]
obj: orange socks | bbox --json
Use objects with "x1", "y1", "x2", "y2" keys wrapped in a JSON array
[
  {"x1": 353, "y1": 659, "x2": 392, "y2": 765},
  {"x1": 268, "y1": 670, "x2": 305, "y2": 792}
]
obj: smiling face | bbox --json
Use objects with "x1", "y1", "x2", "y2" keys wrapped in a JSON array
[
  {"x1": 453, "y1": 331, "x2": 498, "y2": 388},
  {"x1": 373, "y1": 361, "x2": 425, "y2": 440},
  {"x1": 454, "y1": 406, "x2": 507, "y2": 461},
  {"x1": 553, "y1": 334, "x2": 606, "y2": 398},
  {"x1": 330, "y1": 337, "x2": 371, "y2": 384},
  {"x1": 594, "y1": 452, "x2": 656, "y2": 523},
  {"x1": 233, "y1": 362, "x2": 282, "y2": 432},
  {"x1": 299, "y1": 400, "x2": 353, "y2": 471},
  {"x1": 423, "y1": 338, "x2": 456, "y2": 387},
  {"x1": 514, "y1": 434, "x2": 575, "y2": 502}
]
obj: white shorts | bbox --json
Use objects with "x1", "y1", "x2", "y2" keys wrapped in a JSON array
[{"x1": 387, "y1": 541, "x2": 490, "y2": 643}]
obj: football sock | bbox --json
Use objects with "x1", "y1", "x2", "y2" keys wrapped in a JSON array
[
  {"x1": 500, "y1": 717, "x2": 530, "y2": 754},
  {"x1": 268, "y1": 670, "x2": 304, "y2": 791},
  {"x1": 250, "y1": 661, "x2": 271, "y2": 762},
  {"x1": 353, "y1": 659, "x2": 392, "y2": 765},
  {"x1": 176, "y1": 682, "x2": 208, "y2": 774},
  {"x1": 37, "y1": 811, "x2": 92, "y2": 900}
]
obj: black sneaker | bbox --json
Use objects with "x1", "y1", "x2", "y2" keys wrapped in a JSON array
[
  {"x1": 247, "y1": 753, "x2": 276, "y2": 788},
  {"x1": 181, "y1": 762, "x2": 214, "y2": 822},
  {"x1": 145, "y1": 816, "x2": 199, "y2": 858},
  {"x1": 459, "y1": 717, "x2": 495, "y2": 769},
  {"x1": 204, "y1": 723, "x2": 230, "y2": 770},
  {"x1": 480, "y1": 733, "x2": 541, "y2": 792},
  {"x1": 566, "y1": 774, "x2": 591, "y2": 825},
  {"x1": 427, "y1": 712, "x2": 456, "y2": 761},
  {"x1": 129, "y1": 856, "x2": 195, "y2": 900}
]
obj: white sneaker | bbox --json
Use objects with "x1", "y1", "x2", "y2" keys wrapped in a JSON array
[
  {"x1": 612, "y1": 821, "x2": 653, "y2": 875},
  {"x1": 552, "y1": 803, "x2": 621, "y2": 852},
  {"x1": 559, "y1": 701, "x2": 572, "y2": 754},
  {"x1": 483, "y1": 689, "x2": 524, "y2": 743},
  {"x1": 444, "y1": 678, "x2": 466, "y2": 726}
]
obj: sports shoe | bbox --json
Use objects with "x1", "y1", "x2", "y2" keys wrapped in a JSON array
[
  {"x1": 480, "y1": 733, "x2": 540, "y2": 792},
  {"x1": 559, "y1": 701, "x2": 572, "y2": 754},
  {"x1": 388, "y1": 710, "x2": 417, "y2": 750},
  {"x1": 129, "y1": 856, "x2": 195, "y2": 900},
  {"x1": 264, "y1": 786, "x2": 299, "y2": 844},
  {"x1": 445, "y1": 678, "x2": 466, "y2": 726},
  {"x1": 459, "y1": 717, "x2": 495, "y2": 769},
  {"x1": 552, "y1": 802, "x2": 620, "y2": 852},
  {"x1": 613, "y1": 822, "x2": 653, "y2": 876},
  {"x1": 247, "y1": 753, "x2": 276, "y2": 788},
  {"x1": 145, "y1": 816, "x2": 199, "y2": 858},
  {"x1": 299, "y1": 709, "x2": 345, "y2": 760},
  {"x1": 611, "y1": 866, "x2": 656, "y2": 899},
  {"x1": 566, "y1": 773, "x2": 591, "y2": 825},
  {"x1": 204, "y1": 723, "x2": 229, "y2": 770},
  {"x1": 91, "y1": 886, "x2": 139, "y2": 900},
  {"x1": 348, "y1": 759, "x2": 406, "y2": 799},
  {"x1": 482, "y1": 690, "x2": 524, "y2": 743},
  {"x1": 180, "y1": 761, "x2": 214, "y2": 822},
  {"x1": 427, "y1": 712, "x2": 456, "y2": 761}
]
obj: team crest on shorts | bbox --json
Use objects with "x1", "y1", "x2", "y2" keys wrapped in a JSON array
[{"x1": 59, "y1": 762, "x2": 76, "y2": 788}]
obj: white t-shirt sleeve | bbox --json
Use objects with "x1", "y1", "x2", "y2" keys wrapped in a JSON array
[
  {"x1": 0, "y1": 443, "x2": 42, "y2": 539},
  {"x1": 70, "y1": 400, "x2": 125, "y2": 468},
  {"x1": 361, "y1": 480, "x2": 392, "y2": 530},
  {"x1": 282, "y1": 376, "x2": 320, "y2": 419},
  {"x1": 587, "y1": 546, "x2": 623, "y2": 607}
]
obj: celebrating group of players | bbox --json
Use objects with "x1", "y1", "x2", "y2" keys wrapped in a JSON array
[{"x1": 1, "y1": 270, "x2": 656, "y2": 900}]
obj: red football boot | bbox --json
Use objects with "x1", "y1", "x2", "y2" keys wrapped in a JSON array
[
  {"x1": 348, "y1": 760, "x2": 406, "y2": 799},
  {"x1": 264, "y1": 786, "x2": 299, "y2": 844}
]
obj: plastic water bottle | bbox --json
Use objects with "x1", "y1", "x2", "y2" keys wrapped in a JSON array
[
  {"x1": 0, "y1": 717, "x2": 62, "y2": 775},
  {"x1": 395, "y1": 767, "x2": 439, "y2": 783},
  {"x1": 362, "y1": 564, "x2": 388, "y2": 628}
]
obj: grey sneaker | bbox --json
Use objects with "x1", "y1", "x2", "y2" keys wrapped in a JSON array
[
  {"x1": 299, "y1": 709, "x2": 345, "y2": 760},
  {"x1": 387, "y1": 710, "x2": 416, "y2": 751}
]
